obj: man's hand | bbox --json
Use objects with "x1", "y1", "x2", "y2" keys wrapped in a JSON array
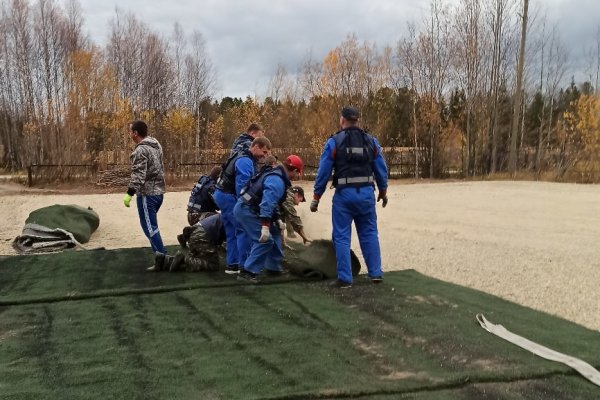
[
  {"x1": 310, "y1": 199, "x2": 319, "y2": 212},
  {"x1": 298, "y1": 229, "x2": 312, "y2": 245},
  {"x1": 123, "y1": 194, "x2": 133, "y2": 208},
  {"x1": 276, "y1": 219, "x2": 286, "y2": 232},
  {"x1": 259, "y1": 225, "x2": 271, "y2": 242},
  {"x1": 377, "y1": 191, "x2": 388, "y2": 208},
  {"x1": 284, "y1": 243, "x2": 295, "y2": 251}
]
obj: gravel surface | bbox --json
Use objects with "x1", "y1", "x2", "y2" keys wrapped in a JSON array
[{"x1": 2, "y1": 180, "x2": 599, "y2": 332}]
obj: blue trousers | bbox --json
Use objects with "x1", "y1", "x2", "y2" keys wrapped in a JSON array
[
  {"x1": 136, "y1": 194, "x2": 165, "y2": 254},
  {"x1": 332, "y1": 186, "x2": 382, "y2": 283},
  {"x1": 234, "y1": 202, "x2": 283, "y2": 274},
  {"x1": 213, "y1": 189, "x2": 239, "y2": 266},
  {"x1": 233, "y1": 201, "x2": 252, "y2": 269}
]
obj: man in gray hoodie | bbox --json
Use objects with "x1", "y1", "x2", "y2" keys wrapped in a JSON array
[{"x1": 123, "y1": 120, "x2": 167, "y2": 257}]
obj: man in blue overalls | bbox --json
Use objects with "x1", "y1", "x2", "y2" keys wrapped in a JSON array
[
  {"x1": 213, "y1": 137, "x2": 271, "y2": 274},
  {"x1": 310, "y1": 106, "x2": 388, "y2": 288},
  {"x1": 234, "y1": 156, "x2": 303, "y2": 283}
]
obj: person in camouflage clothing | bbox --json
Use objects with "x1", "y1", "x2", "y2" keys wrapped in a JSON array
[
  {"x1": 122, "y1": 120, "x2": 167, "y2": 260},
  {"x1": 151, "y1": 213, "x2": 225, "y2": 272},
  {"x1": 280, "y1": 185, "x2": 311, "y2": 245}
]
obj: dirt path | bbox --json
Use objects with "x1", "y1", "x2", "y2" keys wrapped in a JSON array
[{"x1": 1, "y1": 180, "x2": 599, "y2": 332}]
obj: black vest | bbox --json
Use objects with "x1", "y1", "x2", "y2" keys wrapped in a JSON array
[
  {"x1": 187, "y1": 175, "x2": 218, "y2": 213},
  {"x1": 240, "y1": 165, "x2": 291, "y2": 218},
  {"x1": 332, "y1": 127, "x2": 376, "y2": 188},
  {"x1": 216, "y1": 149, "x2": 253, "y2": 194}
]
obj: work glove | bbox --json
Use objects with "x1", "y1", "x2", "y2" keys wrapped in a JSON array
[
  {"x1": 310, "y1": 199, "x2": 319, "y2": 212},
  {"x1": 276, "y1": 219, "x2": 286, "y2": 232},
  {"x1": 259, "y1": 223, "x2": 271, "y2": 243},
  {"x1": 377, "y1": 191, "x2": 388, "y2": 208},
  {"x1": 123, "y1": 194, "x2": 133, "y2": 208}
]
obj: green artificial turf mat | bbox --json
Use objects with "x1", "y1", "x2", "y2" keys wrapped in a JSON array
[{"x1": 1, "y1": 248, "x2": 599, "y2": 399}]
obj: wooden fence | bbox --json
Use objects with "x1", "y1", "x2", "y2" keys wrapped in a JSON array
[{"x1": 26, "y1": 147, "x2": 461, "y2": 186}]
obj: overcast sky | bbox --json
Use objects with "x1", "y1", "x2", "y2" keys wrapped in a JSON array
[{"x1": 68, "y1": 0, "x2": 598, "y2": 99}]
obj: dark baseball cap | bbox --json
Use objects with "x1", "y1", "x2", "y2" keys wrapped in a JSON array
[
  {"x1": 291, "y1": 186, "x2": 306, "y2": 202},
  {"x1": 341, "y1": 106, "x2": 360, "y2": 121}
]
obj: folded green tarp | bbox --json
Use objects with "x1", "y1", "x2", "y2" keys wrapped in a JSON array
[
  {"x1": 13, "y1": 204, "x2": 100, "y2": 254},
  {"x1": 284, "y1": 239, "x2": 361, "y2": 279}
]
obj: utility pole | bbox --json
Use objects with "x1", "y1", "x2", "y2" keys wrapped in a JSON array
[{"x1": 508, "y1": 0, "x2": 529, "y2": 174}]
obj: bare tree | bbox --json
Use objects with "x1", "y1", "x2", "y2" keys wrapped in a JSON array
[
  {"x1": 267, "y1": 63, "x2": 288, "y2": 104},
  {"x1": 298, "y1": 49, "x2": 323, "y2": 100},
  {"x1": 421, "y1": 0, "x2": 452, "y2": 177},
  {"x1": 395, "y1": 23, "x2": 422, "y2": 178},
  {"x1": 508, "y1": 0, "x2": 529, "y2": 173},
  {"x1": 452, "y1": 0, "x2": 488, "y2": 175}
]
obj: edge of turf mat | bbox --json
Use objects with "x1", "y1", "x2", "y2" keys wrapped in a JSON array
[{"x1": 2, "y1": 247, "x2": 600, "y2": 399}]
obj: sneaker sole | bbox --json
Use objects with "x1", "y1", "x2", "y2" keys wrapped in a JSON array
[{"x1": 225, "y1": 270, "x2": 240, "y2": 275}]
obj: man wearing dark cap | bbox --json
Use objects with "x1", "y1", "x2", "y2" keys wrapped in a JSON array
[
  {"x1": 280, "y1": 185, "x2": 311, "y2": 245},
  {"x1": 310, "y1": 106, "x2": 388, "y2": 288}
]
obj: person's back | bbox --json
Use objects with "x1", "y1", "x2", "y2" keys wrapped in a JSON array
[
  {"x1": 229, "y1": 123, "x2": 264, "y2": 156},
  {"x1": 310, "y1": 107, "x2": 388, "y2": 288},
  {"x1": 187, "y1": 166, "x2": 221, "y2": 225},
  {"x1": 198, "y1": 213, "x2": 225, "y2": 246}
]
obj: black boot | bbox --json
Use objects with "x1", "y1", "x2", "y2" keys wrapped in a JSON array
[
  {"x1": 169, "y1": 251, "x2": 186, "y2": 272},
  {"x1": 177, "y1": 234, "x2": 187, "y2": 248},
  {"x1": 147, "y1": 253, "x2": 165, "y2": 271}
]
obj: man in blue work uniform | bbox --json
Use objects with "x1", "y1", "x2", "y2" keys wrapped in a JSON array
[
  {"x1": 235, "y1": 155, "x2": 303, "y2": 283},
  {"x1": 310, "y1": 106, "x2": 388, "y2": 288},
  {"x1": 213, "y1": 137, "x2": 271, "y2": 274}
]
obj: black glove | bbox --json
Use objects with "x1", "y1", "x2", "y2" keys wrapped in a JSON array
[
  {"x1": 377, "y1": 191, "x2": 388, "y2": 208},
  {"x1": 310, "y1": 199, "x2": 319, "y2": 212}
]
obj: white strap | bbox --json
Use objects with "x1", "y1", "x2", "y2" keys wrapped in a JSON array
[
  {"x1": 476, "y1": 314, "x2": 600, "y2": 386},
  {"x1": 347, "y1": 147, "x2": 364, "y2": 154},
  {"x1": 337, "y1": 176, "x2": 374, "y2": 185}
]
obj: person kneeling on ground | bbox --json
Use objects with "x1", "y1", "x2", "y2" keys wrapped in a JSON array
[{"x1": 149, "y1": 213, "x2": 225, "y2": 272}]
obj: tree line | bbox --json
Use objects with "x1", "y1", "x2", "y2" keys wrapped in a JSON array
[{"x1": 2, "y1": 0, "x2": 600, "y2": 182}]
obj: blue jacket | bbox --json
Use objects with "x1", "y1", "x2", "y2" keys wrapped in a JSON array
[
  {"x1": 198, "y1": 213, "x2": 226, "y2": 245},
  {"x1": 241, "y1": 165, "x2": 291, "y2": 220}
]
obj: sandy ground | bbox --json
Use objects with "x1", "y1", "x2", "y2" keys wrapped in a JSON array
[{"x1": 1, "y1": 180, "x2": 599, "y2": 332}]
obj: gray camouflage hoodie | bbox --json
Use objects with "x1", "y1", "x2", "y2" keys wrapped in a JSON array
[{"x1": 127, "y1": 137, "x2": 166, "y2": 196}]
